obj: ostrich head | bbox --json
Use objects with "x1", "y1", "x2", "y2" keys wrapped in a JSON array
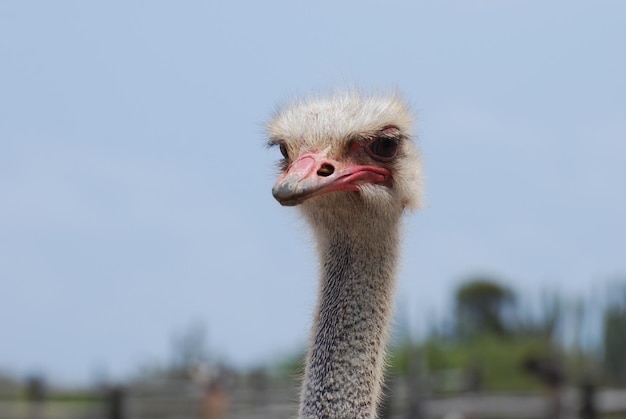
[{"x1": 268, "y1": 91, "x2": 422, "y2": 234}]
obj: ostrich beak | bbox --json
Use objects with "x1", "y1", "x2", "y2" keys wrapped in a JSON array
[{"x1": 272, "y1": 152, "x2": 391, "y2": 206}]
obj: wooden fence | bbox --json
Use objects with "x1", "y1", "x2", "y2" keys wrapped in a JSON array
[{"x1": 1, "y1": 379, "x2": 625, "y2": 419}]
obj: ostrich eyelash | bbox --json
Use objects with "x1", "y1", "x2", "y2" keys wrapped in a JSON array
[
  {"x1": 266, "y1": 138, "x2": 282, "y2": 148},
  {"x1": 267, "y1": 139, "x2": 290, "y2": 170}
]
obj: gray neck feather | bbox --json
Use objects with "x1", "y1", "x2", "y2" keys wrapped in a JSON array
[{"x1": 299, "y1": 221, "x2": 400, "y2": 419}]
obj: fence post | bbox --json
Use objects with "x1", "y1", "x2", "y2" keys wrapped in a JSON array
[
  {"x1": 26, "y1": 375, "x2": 45, "y2": 419},
  {"x1": 405, "y1": 346, "x2": 426, "y2": 419},
  {"x1": 579, "y1": 378, "x2": 597, "y2": 419},
  {"x1": 107, "y1": 385, "x2": 126, "y2": 419}
]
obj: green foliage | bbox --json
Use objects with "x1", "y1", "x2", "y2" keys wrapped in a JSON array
[
  {"x1": 390, "y1": 335, "x2": 552, "y2": 392},
  {"x1": 47, "y1": 391, "x2": 102, "y2": 403}
]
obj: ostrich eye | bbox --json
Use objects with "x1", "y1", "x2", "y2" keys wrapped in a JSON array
[
  {"x1": 279, "y1": 143, "x2": 289, "y2": 159},
  {"x1": 367, "y1": 137, "x2": 399, "y2": 161}
]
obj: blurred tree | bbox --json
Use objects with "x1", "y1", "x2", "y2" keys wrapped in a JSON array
[
  {"x1": 455, "y1": 278, "x2": 515, "y2": 337},
  {"x1": 170, "y1": 320, "x2": 210, "y2": 378}
]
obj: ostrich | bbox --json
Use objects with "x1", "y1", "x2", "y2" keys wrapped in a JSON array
[{"x1": 268, "y1": 90, "x2": 422, "y2": 419}]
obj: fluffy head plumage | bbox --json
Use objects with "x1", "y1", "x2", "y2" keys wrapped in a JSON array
[{"x1": 268, "y1": 91, "x2": 423, "y2": 231}]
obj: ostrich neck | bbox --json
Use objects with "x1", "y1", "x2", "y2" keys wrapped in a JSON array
[{"x1": 299, "y1": 221, "x2": 400, "y2": 419}]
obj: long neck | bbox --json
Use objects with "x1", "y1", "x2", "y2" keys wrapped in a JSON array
[{"x1": 299, "y1": 221, "x2": 400, "y2": 419}]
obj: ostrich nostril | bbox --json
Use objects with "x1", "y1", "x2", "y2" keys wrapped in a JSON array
[{"x1": 317, "y1": 164, "x2": 335, "y2": 177}]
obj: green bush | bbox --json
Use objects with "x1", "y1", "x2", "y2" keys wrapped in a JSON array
[{"x1": 390, "y1": 335, "x2": 553, "y2": 392}]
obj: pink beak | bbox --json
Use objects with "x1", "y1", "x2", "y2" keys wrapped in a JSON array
[{"x1": 272, "y1": 152, "x2": 391, "y2": 206}]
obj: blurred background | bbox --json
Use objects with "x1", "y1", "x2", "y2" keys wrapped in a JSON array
[{"x1": 1, "y1": 1, "x2": 625, "y2": 418}]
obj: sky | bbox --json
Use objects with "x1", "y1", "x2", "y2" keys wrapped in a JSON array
[{"x1": 1, "y1": 1, "x2": 625, "y2": 385}]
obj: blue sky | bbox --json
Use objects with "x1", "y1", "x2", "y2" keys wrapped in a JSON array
[{"x1": 1, "y1": 1, "x2": 625, "y2": 384}]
